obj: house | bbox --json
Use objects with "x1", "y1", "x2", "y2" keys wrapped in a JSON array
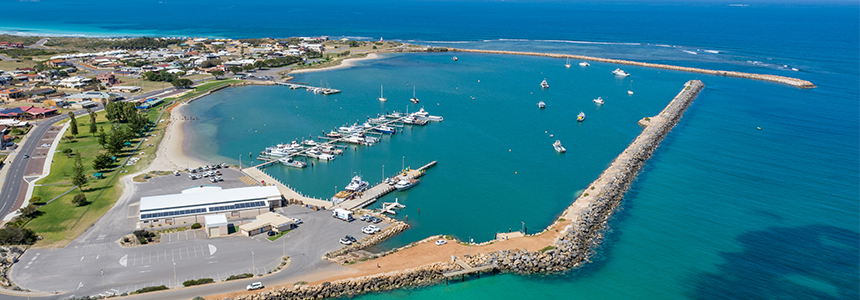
[
  {"x1": 0, "y1": 88, "x2": 24, "y2": 101},
  {"x1": 66, "y1": 91, "x2": 121, "y2": 103},
  {"x1": 46, "y1": 59, "x2": 70, "y2": 68},
  {"x1": 238, "y1": 212, "x2": 296, "y2": 237},
  {"x1": 0, "y1": 106, "x2": 58, "y2": 119},
  {"x1": 59, "y1": 76, "x2": 92, "y2": 88},
  {"x1": 70, "y1": 100, "x2": 98, "y2": 110},
  {"x1": 18, "y1": 67, "x2": 35, "y2": 73},
  {"x1": 96, "y1": 73, "x2": 117, "y2": 85},
  {"x1": 108, "y1": 86, "x2": 141, "y2": 93},
  {"x1": 10, "y1": 42, "x2": 23, "y2": 48}
]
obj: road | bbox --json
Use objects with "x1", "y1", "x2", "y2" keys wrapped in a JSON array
[{"x1": 25, "y1": 38, "x2": 49, "y2": 49}]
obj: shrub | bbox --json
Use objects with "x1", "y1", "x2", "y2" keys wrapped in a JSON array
[
  {"x1": 190, "y1": 223, "x2": 202, "y2": 229},
  {"x1": 72, "y1": 193, "x2": 87, "y2": 206},
  {"x1": 132, "y1": 285, "x2": 168, "y2": 294},
  {"x1": 294, "y1": 281, "x2": 308, "y2": 286},
  {"x1": 0, "y1": 227, "x2": 38, "y2": 245},
  {"x1": 193, "y1": 297, "x2": 205, "y2": 300},
  {"x1": 225, "y1": 273, "x2": 253, "y2": 281},
  {"x1": 539, "y1": 245, "x2": 556, "y2": 253},
  {"x1": 182, "y1": 278, "x2": 214, "y2": 287},
  {"x1": 29, "y1": 196, "x2": 42, "y2": 205},
  {"x1": 62, "y1": 148, "x2": 73, "y2": 156}
]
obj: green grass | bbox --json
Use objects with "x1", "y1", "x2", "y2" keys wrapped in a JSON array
[
  {"x1": 539, "y1": 245, "x2": 556, "y2": 253},
  {"x1": 267, "y1": 229, "x2": 293, "y2": 241}
]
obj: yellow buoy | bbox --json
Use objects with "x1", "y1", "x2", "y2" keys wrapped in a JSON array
[
  {"x1": 509, "y1": 149, "x2": 511, "y2": 152},
  {"x1": 515, "y1": 171, "x2": 518, "y2": 174}
]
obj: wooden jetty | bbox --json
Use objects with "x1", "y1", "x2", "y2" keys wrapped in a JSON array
[
  {"x1": 276, "y1": 82, "x2": 340, "y2": 95},
  {"x1": 444, "y1": 261, "x2": 498, "y2": 283},
  {"x1": 335, "y1": 160, "x2": 437, "y2": 210}
]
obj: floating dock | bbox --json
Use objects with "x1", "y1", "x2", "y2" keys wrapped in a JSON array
[{"x1": 334, "y1": 161, "x2": 437, "y2": 210}]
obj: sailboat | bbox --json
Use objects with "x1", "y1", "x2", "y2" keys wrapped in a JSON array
[
  {"x1": 378, "y1": 84, "x2": 387, "y2": 102},
  {"x1": 628, "y1": 80, "x2": 634, "y2": 95},
  {"x1": 410, "y1": 86, "x2": 419, "y2": 103},
  {"x1": 565, "y1": 58, "x2": 571, "y2": 68}
]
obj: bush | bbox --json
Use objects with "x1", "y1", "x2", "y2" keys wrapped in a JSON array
[
  {"x1": 72, "y1": 193, "x2": 87, "y2": 206},
  {"x1": 539, "y1": 245, "x2": 556, "y2": 253},
  {"x1": 182, "y1": 278, "x2": 214, "y2": 287},
  {"x1": 193, "y1": 297, "x2": 205, "y2": 300},
  {"x1": 0, "y1": 227, "x2": 38, "y2": 245},
  {"x1": 133, "y1": 229, "x2": 155, "y2": 244},
  {"x1": 132, "y1": 285, "x2": 168, "y2": 294},
  {"x1": 190, "y1": 223, "x2": 202, "y2": 229},
  {"x1": 29, "y1": 196, "x2": 43, "y2": 205},
  {"x1": 62, "y1": 148, "x2": 72, "y2": 156},
  {"x1": 225, "y1": 273, "x2": 253, "y2": 281}
]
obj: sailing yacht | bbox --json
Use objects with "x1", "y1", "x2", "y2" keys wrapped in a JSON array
[
  {"x1": 410, "y1": 86, "x2": 419, "y2": 103},
  {"x1": 378, "y1": 84, "x2": 387, "y2": 102},
  {"x1": 565, "y1": 58, "x2": 571, "y2": 68},
  {"x1": 628, "y1": 80, "x2": 634, "y2": 95}
]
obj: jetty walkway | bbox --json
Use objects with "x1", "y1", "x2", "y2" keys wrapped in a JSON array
[
  {"x1": 335, "y1": 161, "x2": 437, "y2": 210},
  {"x1": 275, "y1": 82, "x2": 341, "y2": 95},
  {"x1": 241, "y1": 167, "x2": 333, "y2": 208},
  {"x1": 448, "y1": 48, "x2": 815, "y2": 89}
]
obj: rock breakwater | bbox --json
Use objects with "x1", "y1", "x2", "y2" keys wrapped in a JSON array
[{"x1": 448, "y1": 48, "x2": 813, "y2": 89}]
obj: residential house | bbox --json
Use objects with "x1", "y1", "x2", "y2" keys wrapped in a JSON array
[
  {"x1": 65, "y1": 91, "x2": 121, "y2": 103},
  {"x1": 46, "y1": 59, "x2": 71, "y2": 68},
  {"x1": 0, "y1": 88, "x2": 24, "y2": 101},
  {"x1": 59, "y1": 76, "x2": 92, "y2": 88},
  {"x1": 96, "y1": 73, "x2": 117, "y2": 85},
  {"x1": 0, "y1": 106, "x2": 58, "y2": 119}
]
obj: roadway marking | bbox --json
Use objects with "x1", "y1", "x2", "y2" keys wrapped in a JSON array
[
  {"x1": 77, "y1": 282, "x2": 83, "y2": 290},
  {"x1": 80, "y1": 256, "x2": 84, "y2": 261},
  {"x1": 119, "y1": 254, "x2": 127, "y2": 267},
  {"x1": 209, "y1": 244, "x2": 217, "y2": 255}
]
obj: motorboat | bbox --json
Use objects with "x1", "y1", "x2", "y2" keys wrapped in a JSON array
[
  {"x1": 326, "y1": 130, "x2": 342, "y2": 138},
  {"x1": 565, "y1": 58, "x2": 571, "y2": 68},
  {"x1": 279, "y1": 157, "x2": 307, "y2": 168},
  {"x1": 538, "y1": 101, "x2": 546, "y2": 108},
  {"x1": 553, "y1": 140, "x2": 566, "y2": 153},
  {"x1": 369, "y1": 115, "x2": 388, "y2": 124},
  {"x1": 345, "y1": 175, "x2": 370, "y2": 192},
  {"x1": 628, "y1": 90, "x2": 634, "y2": 95},
  {"x1": 364, "y1": 136, "x2": 380, "y2": 144},
  {"x1": 410, "y1": 86, "x2": 419, "y2": 103},
  {"x1": 579, "y1": 61, "x2": 590, "y2": 67},
  {"x1": 302, "y1": 140, "x2": 318, "y2": 146},
  {"x1": 628, "y1": 80, "x2": 634, "y2": 95},
  {"x1": 411, "y1": 107, "x2": 429, "y2": 118},
  {"x1": 540, "y1": 79, "x2": 549, "y2": 89},
  {"x1": 362, "y1": 122, "x2": 373, "y2": 129},
  {"x1": 394, "y1": 178, "x2": 420, "y2": 191},
  {"x1": 426, "y1": 115, "x2": 443, "y2": 121},
  {"x1": 378, "y1": 84, "x2": 387, "y2": 102},
  {"x1": 577, "y1": 111, "x2": 586, "y2": 122},
  {"x1": 344, "y1": 134, "x2": 365, "y2": 144},
  {"x1": 612, "y1": 68, "x2": 630, "y2": 77},
  {"x1": 320, "y1": 145, "x2": 343, "y2": 155},
  {"x1": 593, "y1": 97, "x2": 604, "y2": 104},
  {"x1": 452, "y1": 56, "x2": 458, "y2": 61},
  {"x1": 375, "y1": 125, "x2": 396, "y2": 134}
]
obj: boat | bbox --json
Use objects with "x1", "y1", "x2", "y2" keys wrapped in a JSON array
[
  {"x1": 612, "y1": 68, "x2": 630, "y2": 77},
  {"x1": 452, "y1": 56, "x2": 458, "y2": 61},
  {"x1": 628, "y1": 80, "x2": 634, "y2": 95},
  {"x1": 326, "y1": 130, "x2": 342, "y2": 138},
  {"x1": 593, "y1": 97, "x2": 604, "y2": 104},
  {"x1": 378, "y1": 84, "x2": 387, "y2": 102},
  {"x1": 410, "y1": 86, "x2": 419, "y2": 103},
  {"x1": 411, "y1": 107, "x2": 429, "y2": 118},
  {"x1": 302, "y1": 140, "x2": 318, "y2": 146},
  {"x1": 344, "y1": 134, "x2": 365, "y2": 144},
  {"x1": 579, "y1": 61, "x2": 590, "y2": 67},
  {"x1": 538, "y1": 101, "x2": 546, "y2": 108},
  {"x1": 553, "y1": 140, "x2": 566, "y2": 153},
  {"x1": 540, "y1": 79, "x2": 549, "y2": 89},
  {"x1": 345, "y1": 175, "x2": 370, "y2": 192},
  {"x1": 577, "y1": 111, "x2": 586, "y2": 122},
  {"x1": 375, "y1": 125, "x2": 396, "y2": 134},
  {"x1": 426, "y1": 115, "x2": 443, "y2": 121},
  {"x1": 279, "y1": 157, "x2": 307, "y2": 168},
  {"x1": 565, "y1": 58, "x2": 571, "y2": 68},
  {"x1": 320, "y1": 145, "x2": 343, "y2": 155},
  {"x1": 368, "y1": 115, "x2": 388, "y2": 124},
  {"x1": 394, "y1": 178, "x2": 420, "y2": 191}
]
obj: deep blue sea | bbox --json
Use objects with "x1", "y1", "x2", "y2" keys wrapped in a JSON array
[{"x1": 5, "y1": 1, "x2": 858, "y2": 299}]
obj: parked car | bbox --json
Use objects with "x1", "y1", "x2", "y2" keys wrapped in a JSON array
[
  {"x1": 267, "y1": 231, "x2": 276, "y2": 236},
  {"x1": 189, "y1": 174, "x2": 196, "y2": 180},
  {"x1": 190, "y1": 168, "x2": 197, "y2": 173},
  {"x1": 215, "y1": 176, "x2": 223, "y2": 181},
  {"x1": 367, "y1": 225, "x2": 381, "y2": 233},
  {"x1": 221, "y1": 163, "x2": 229, "y2": 168},
  {"x1": 345, "y1": 235, "x2": 357, "y2": 243},
  {"x1": 294, "y1": 218, "x2": 303, "y2": 225},
  {"x1": 362, "y1": 227, "x2": 375, "y2": 234},
  {"x1": 339, "y1": 237, "x2": 352, "y2": 245},
  {"x1": 372, "y1": 217, "x2": 382, "y2": 224},
  {"x1": 435, "y1": 239, "x2": 447, "y2": 246},
  {"x1": 173, "y1": 171, "x2": 180, "y2": 176},
  {"x1": 246, "y1": 282, "x2": 263, "y2": 290},
  {"x1": 360, "y1": 215, "x2": 370, "y2": 222}
]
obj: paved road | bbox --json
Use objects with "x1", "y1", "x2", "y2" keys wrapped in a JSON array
[
  {"x1": 0, "y1": 114, "x2": 65, "y2": 218},
  {"x1": 25, "y1": 38, "x2": 49, "y2": 49}
]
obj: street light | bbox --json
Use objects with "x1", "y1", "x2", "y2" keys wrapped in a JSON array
[
  {"x1": 172, "y1": 259, "x2": 177, "y2": 288},
  {"x1": 521, "y1": 221, "x2": 525, "y2": 234},
  {"x1": 468, "y1": 237, "x2": 473, "y2": 257},
  {"x1": 251, "y1": 250, "x2": 255, "y2": 277},
  {"x1": 101, "y1": 268, "x2": 106, "y2": 296}
]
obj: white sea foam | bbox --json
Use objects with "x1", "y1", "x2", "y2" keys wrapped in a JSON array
[
  {"x1": 704, "y1": 50, "x2": 720, "y2": 54},
  {"x1": 536, "y1": 39, "x2": 641, "y2": 46},
  {"x1": 682, "y1": 50, "x2": 698, "y2": 55},
  {"x1": 422, "y1": 40, "x2": 470, "y2": 44}
]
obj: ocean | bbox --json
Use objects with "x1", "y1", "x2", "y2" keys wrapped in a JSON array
[{"x1": 5, "y1": 1, "x2": 858, "y2": 299}]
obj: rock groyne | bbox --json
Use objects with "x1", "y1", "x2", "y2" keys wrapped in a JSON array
[{"x1": 448, "y1": 48, "x2": 813, "y2": 89}]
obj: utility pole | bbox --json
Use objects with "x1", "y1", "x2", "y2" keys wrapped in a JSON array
[
  {"x1": 251, "y1": 250, "x2": 255, "y2": 277},
  {"x1": 101, "y1": 268, "x2": 106, "y2": 296},
  {"x1": 172, "y1": 259, "x2": 177, "y2": 288}
]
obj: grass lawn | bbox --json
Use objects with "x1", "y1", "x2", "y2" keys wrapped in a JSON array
[
  {"x1": 0, "y1": 59, "x2": 33, "y2": 71},
  {"x1": 267, "y1": 229, "x2": 293, "y2": 241}
]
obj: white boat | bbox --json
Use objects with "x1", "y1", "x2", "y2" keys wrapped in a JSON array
[
  {"x1": 263, "y1": 147, "x2": 290, "y2": 157},
  {"x1": 345, "y1": 175, "x2": 370, "y2": 192},
  {"x1": 612, "y1": 68, "x2": 630, "y2": 77},
  {"x1": 302, "y1": 140, "x2": 318, "y2": 146},
  {"x1": 410, "y1": 86, "x2": 419, "y2": 103},
  {"x1": 394, "y1": 178, "x2": 420, "y2": 191},
  {"x1": 565, "y1": 58, "x2": 571, "y2": 68},
  {"x1": 375, "y1": 125, "x2": 396, "y2": 134},
  {"x1": 362, "y1": 122, "x2": 373, "y2": 129},
  {"x1": 326, "y1": 130, "x2": 342, "y2": 138},
  {"x1": 378, "y1": 84, "x2": 387, "y2": 102},
  {"x1": 553, "y1": 140, "x2": 566, "y2": 153},
  {"x1": 538, "y1": 101, "x2": 546, "y2": 108},
  {"x1": 579, "y1": 61, "x2": 590, "y2": 67},
  {"x1": 279, "y1": 157, "x2": 307, "y2": 168},
  {"x1": 369, "y1": 115, "x2": 388, "y2": 124},
  {"x1": 577, "y1": 111, "x2": 586, "y2": 122},
  {"x1": 593, "y1": 97, "x2": 604, "y2": 104},
  {"x1": 320, "y1": 145, "x2": 343, "y2": 155},
  {"x1": 426, "y1": 115, "x2": 443, "y2": 121},
  {"x1": 628, "y1": 80, "x2": 634, "y2": 95},
  {"x1": 540, "y1": 79, "x2": 549, "y2": 89},
  {"x1": 344, "y1": 134, "x2": 365, "y2": 144},
  {"x1": 452, "y1": 56, "x2": 458, "y2": 61},
  {"x1": 411, "y1": 107, "x2": 429, "y2": 118}
]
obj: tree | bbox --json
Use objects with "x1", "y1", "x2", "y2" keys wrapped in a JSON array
[
  {"x1": 92, "y1": 153, "x2": 112, "y2": 171},
  {"x1": 199, "y1": 59, "x2": 222, "y2": 69},
  {"x1": 68, "y1": 112, "x2": 78, "y2": 136},
  {"x1": 17, "y1": 204, "x2": 38, "y2": 218},
  {"x1": 89, "y1": 112, "x2": 98, "y2": 136},
  {"x1": 242, "y1": 64, "x2": 254, "y2": 72},
  {"x1": 72, "y1": 193, "x2": 87, "y2": 206},
  {"x1": 105, "y1": 131, "x2": 125, "y2": 155},
  {"x1": 171, "y1": 78, "x2": 193, "y2": 89},
  {"x1": 70, "y1": 152, "x2": 87, "y2": 192},
  {"x1": 62, "y1": 148, "x2": 73, "y2": 157},
  {"x1": 211, "y1": 70, "x2": 224, "y2": 79},
  {"x1": 228, "y1": 66, "x2": 242, "y2": 74},
  {"x1": 97, "y1": 127, "x2": 107, "y2": 148},
  {"x1": 253, "y1": 61, "x2": 266, "y2": 70},
  {"x1": 0, "y1": 227, "x2": 38, "y2": 245}
]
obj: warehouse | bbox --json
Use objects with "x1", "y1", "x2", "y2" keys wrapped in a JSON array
[{"x1": 138, "y1": 185, "x2": 282, "y2": 227}]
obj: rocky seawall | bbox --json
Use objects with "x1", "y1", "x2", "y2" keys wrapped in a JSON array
[{"x1": 448, "y1": 48, "x2": 813, "y2": 89}]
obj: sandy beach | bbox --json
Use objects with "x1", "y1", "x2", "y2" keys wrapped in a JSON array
[
  {"x1": 289, "y1": 53, "x2": 380, "y2": 74},
  {"x1": 147, "y1": 102, "x2": 208, "y2": 172}
]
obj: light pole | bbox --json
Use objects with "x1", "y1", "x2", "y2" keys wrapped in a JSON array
[
  {"x1": 251, "y1": 250, "x2": 255, "y2": 277},
  {"x1": 25, "y1": 278, "x2": 29, "y2": 300},
  {"x1": 239, "y1": 154, "x2": 242, "y2": 169},
  {"x1": 521, "y1": 221, "x2": 525, "y2": 234},
  {"x1": 101, "y1": 268, "x2": 106, "y2": 296},
  {"x1": 172, "y1": 259, "x2": 177, "y2": 288},
  {"x1": 468, "y1": 236, "x2": 472, "y2": 257}
]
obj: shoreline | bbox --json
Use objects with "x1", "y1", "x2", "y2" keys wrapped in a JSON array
[
  {"x1": 289, "y1": 53, "x2": 380, "y2": 74},
  {"x1": 147, "y1": 102, "x2": 208, "y2": 172},
  {"x1": 447, "y1": 48, "x2": 815, "y2": 89}
]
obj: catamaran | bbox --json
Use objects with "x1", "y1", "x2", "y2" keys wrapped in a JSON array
[{"x1": 378, "y1": 84, "x2": 387, "y2": 102}]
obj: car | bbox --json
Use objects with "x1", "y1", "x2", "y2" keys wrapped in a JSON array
[
  {"x1": 359, "y1": 215, "x2": 370, "y2": 222},
  {"x1": 267, "y1": 231, "x2": 276, "y2": 236},
  {"x1": 189, "y1": 174, "x2": 196, "y2": 180},
  {"x1": 216, "y1": 176, "x2": 223, "y2": 181},
  {"x1": 190, "y1": 168, "x2": 197, "y2": 173},
  {"x1": 173, "y1": 171, "x2": 180, "y2": 176},
  {"x1": 345, "y1": 235, "x2": 357, "y2": 243},
  {"x1": 23, "y1": 154, "x2": 29, "y2": 158},
  {"x1": 339, "y1": 237, "x2": 352, "y2": 245},
  {"x1": 372, "y1": 217, "x2": 382, "y2": 224},
  {"x1": 293, "y1": 218, "x2": 303, "y2": 225},
  {"x1": 203, "y1": 166, "x2": 209, "y2": 171},
  {"x1": 435, "y1": 239, "x2": 447, "y2": 246},
  {"x1": 220, "y1": 163, "x2": 229, "y2": 168},
  {"x1": 362, "y1": 227, "x2": 375, "y2": 234},
  {"x1": 216, "y1": 171, "x2": 222, "y2": 175},
  {"x1": 367, "y1": 224, "x2": 381, "y2": 233},
  {"x1": 209, "y1": 177, "x2": 216, "y2": 183},
  {"x1": 246, "y1": 282, "x2": 263, "y2": 291}
]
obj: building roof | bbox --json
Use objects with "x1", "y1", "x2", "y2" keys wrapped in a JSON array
[
  {"x1": 66, "y1": 91, "x2": 116, "y2": 99},
  {"x1": 140, "y1": 185, "x2": 280, "y2": 213},
  {"x1": 0, "y1": 106, "x2": 57, "y2": 117},
  {"x1": 238, "y1": 212, "x2": 295, "y2": 232},
  {"x1": 204, "y1": 214, "x2": 228, "y2": 227}
]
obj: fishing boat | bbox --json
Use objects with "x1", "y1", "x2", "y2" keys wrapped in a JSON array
[
  {"x1": 612, "y1": 68, "x2": 630, "y2": 77},
  {"x1": 540, "y1": 79, "x2": 549, "y2": 89},
  {"x1": 279, "y1": 157, "x2": 307, "y2": 168},
  {"x1": 577, "y1": 111, "x2": 586, "y2": 122},
  {"x1": 326, "y1": 130, "x2": 342, "y2": 138},
  {"x1": 565, "y1": 58, "x2": 571, "y2": 68},
  {"x1": 538, "y1": 101, "x2": 546, "y2": 108},
  {"x1": 375, "y1": 125, "x2": 396, "y2": 134},
  {"x1": 579, "y1": 61, "x2": 590, "y2": 67},
  {"x1": 553, "y1": 140, "x2": 566, "y2": 153},
  {"x1": 345, "y1": 175, "x2": 370, "y2": 192},
  {"x1": 394, "y1": 178, "x2": 420, "y2": 191},
  {"x1": 452, "y1": 56, "x2": 458, "y2": 61},
  {"x1": 410, "y1": 86, "x2": 419, "y2": 103},
  {"x1": 593, "y1": 97, "x2": 604, "y2": 104},
  {"x1": 378, "y1": 84, "x2": 387, "y2": 102}
]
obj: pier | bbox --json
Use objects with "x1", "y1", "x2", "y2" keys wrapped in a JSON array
[
  {"x1": 443, "y1": 260, "x2": 498, "y2": 283},
  {"x1": 334, "y1": 160, "x2": 437, "y2": 210},
  {"x1": 276, "y1": 82, "x2": 341, "y2": 95}
]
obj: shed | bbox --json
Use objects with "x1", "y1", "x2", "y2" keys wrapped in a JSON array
[
  {"x1": 93, "y1": 173, "x2": 104, "y2": 179},
  {"x1": 238, "y1": 212, "x2": 295, "y2": 237},
  {"x1": 204, "y1": 214, "x2": 228, "y2": 238}
]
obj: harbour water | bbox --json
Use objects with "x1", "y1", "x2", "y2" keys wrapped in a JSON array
[{"x1": 5, "y1": 0, "x2": 858, "y2": 299}]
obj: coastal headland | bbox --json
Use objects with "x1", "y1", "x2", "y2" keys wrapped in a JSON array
[
  {"x1": 448, "y1": 48, "x2": 814, "y2": 89},
  {"x1": 213, "y1": 80, "x2": 705, "y2": 300}
]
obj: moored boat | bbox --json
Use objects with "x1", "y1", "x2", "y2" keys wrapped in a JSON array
[
  {"x1": 452, "y1": 56, "x2": 458, "y2": 61},
  {"x1": 577, "y1": 111, "x2": 586, "y2": 122},
  {"x1": 553, "y1": 140, "x2": 566, "y2": 153},
  {"x1": 565, "y1": 58, "x2": 571, "y2": 68},
  {"x1": 612, "y1": 68, "x2": 630, "y2": 77},
  {"x1": 540, "y1": 79, "x2": 549, "y2": 89},
  {"x1": 579, "y1": 61, "x2": 590, "y2": 67},
  {"x1": 394, "y1": 178, "x2": 420, "y2": 191},
  {"x1": 593, "y1": 97, "x2": 604, "y2": 104},
  {"x1": 538, "y1": 101, "x2": 546, "y2": 108},
  {"x1": 326, "y1": 130, "x2": 342, "y2": 138},
  {"x1": 375, "y1": 125, "x2": 396, "y2": 134},
  {"x1": 410, "y1": 86, "x2": 419, "y2": 103},
  {"x1": 279, "y1": 157, "x2": 307, "y2": 168},
  {"x1": 345, "y1": 175, "x2": 370, "y2": 192}
]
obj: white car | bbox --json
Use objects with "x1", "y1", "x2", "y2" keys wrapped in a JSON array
[
  {"x1": 367, "y1": 225, "x2": 381, "y2": 233},
  {"x1": 361, "y1": 227, "x2": 375, "y2": 234},
  {"x1": 246, "y1": 282, "x2": 263, "y2": 290},
  {"x1": 435, "y1": 239, "x2": 447, "y2": 246},
  {"x1": 339, "y1": 237, "x2": 353, "y2": 245},
  {"x1": 173, "y1": 171, "x2": 180, "y2": 176}
]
